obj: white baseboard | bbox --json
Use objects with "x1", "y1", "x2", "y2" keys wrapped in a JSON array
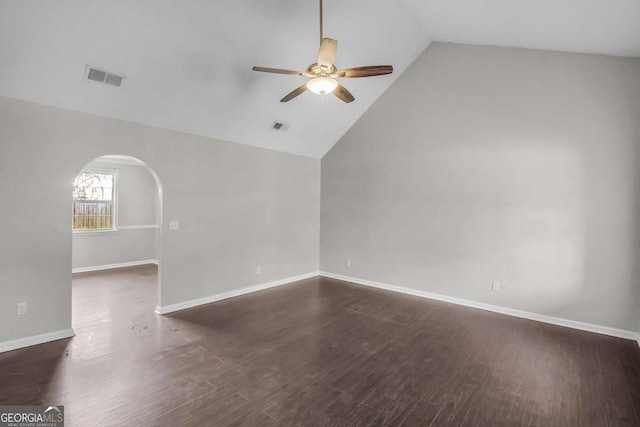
[
  {"x1": 0, "y1": 328, "x2": 75, "y2": 353},
  {"x1": 72, "y1": 259, "x2": 159, "y2": 274},
  {"x1": 320, "y1": 271, "x2": 640, "y2": 342},
  {"x1": 155, "y1": 271, "x2": 319, "y2": 315}
]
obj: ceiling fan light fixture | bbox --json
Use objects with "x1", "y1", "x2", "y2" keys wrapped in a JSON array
[{"x1": 306, "y1": 76, "x2": 338, "y2": 95}]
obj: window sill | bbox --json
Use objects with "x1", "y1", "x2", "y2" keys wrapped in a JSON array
[{"x1": 72, "y1": 229, "x2": 118, "y2": 235}]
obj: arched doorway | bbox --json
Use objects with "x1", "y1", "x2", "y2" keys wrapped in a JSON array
[{"x1": 71, "y1": 155, "x2": 163, "y2": 339}]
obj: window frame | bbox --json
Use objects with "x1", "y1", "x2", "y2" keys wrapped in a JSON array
[{"x1": 72, "y1": 167, "x2": 119, "y2": 234}]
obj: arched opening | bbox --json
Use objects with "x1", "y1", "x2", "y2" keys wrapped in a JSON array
[{"x1": 70, "y1": 155, "x2": 163, "y2": 339}]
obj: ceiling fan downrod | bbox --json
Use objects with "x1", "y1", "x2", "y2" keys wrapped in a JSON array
[{"x1": 319, "y1": 0, "x2": 324, "y2": 46}]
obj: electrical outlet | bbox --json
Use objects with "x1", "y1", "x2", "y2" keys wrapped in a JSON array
[
  {"x1": 17, "y1": 302, "x2": 27, "y2": 316},
  {"x1": 168, "y1": 220, "x2": 180, "y2": 231},
  {"x1": 256, "y1": 266, "x2": 261, "y2": 274},
  {"x1": 492, "y1": 281, "x2": 500, "y2": 292},
  {"x1": 346, "y1": 259, "x2": 351, "y2": 268}
]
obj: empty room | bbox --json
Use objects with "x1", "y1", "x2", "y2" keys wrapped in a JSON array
[{"x1": 1, "y1": 0, "x2": 640, "y2": 426}]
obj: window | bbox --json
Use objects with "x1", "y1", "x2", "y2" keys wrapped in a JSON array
[{"x1": 72, "y1": 169, "x2": 117, "y2": 231}]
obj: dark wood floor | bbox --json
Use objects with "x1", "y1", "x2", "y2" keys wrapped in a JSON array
[{"x1": 1, "y1": 265, "x2": 640, "y2": 426}]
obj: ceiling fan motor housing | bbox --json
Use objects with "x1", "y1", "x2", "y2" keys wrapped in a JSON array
[{"x1": 307, "y1": 63, "x2": 337, "y2": 77}]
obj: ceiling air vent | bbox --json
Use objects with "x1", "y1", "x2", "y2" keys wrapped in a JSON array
[
  {"x1": 270, "y1": 121, "x2": 289, "y2": 132},
  {"x1": 85, "y1": 65, "x2": 125, "y2": 87}
]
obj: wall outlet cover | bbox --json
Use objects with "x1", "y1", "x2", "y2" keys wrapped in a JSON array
[{"x1": 17, "y1": 302, "x2": 27, "y2": 316}]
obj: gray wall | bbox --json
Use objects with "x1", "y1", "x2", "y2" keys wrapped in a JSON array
[
  {"x1": 321, "y1": 43, "x2": 640, "y2": 332},
  {"x1": 0, "y1": 96, "x2": 320, "y2": 344},
  {"x1": 72, "y1": 161, "x2": 158, "y2": 270}
]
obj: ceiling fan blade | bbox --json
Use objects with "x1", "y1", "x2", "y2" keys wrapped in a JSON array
[
  {"x1": 336, "y1": 65, "x2": 393, "y2": 78},
  {"x1": 317, "y1": 38, "x2": 338, "y2": 68},
  {"x1": 333, "y1": 84, "x2": 355, "y2": 103},
  {"x1": 280, "y1": 84, "x2": 308, "y2": 102},
  {"x1": 252, "y1": 66, "x2": 304, "y2": 76}
]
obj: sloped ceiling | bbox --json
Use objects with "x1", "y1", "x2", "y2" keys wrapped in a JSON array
[{"x1": 0, "y1": 0, "x2": 638, "y2": 159}]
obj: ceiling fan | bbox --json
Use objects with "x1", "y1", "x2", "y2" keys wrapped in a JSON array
[{"x1": 252, "y1": 0, "x2": 393, "y2": 103}]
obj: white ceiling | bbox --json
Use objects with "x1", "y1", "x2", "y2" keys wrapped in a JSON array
[{"x1": 1, "y1": 1, "x2": 638, "y2": 159}]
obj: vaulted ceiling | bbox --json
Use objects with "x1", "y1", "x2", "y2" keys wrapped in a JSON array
[{"x1": 1, "y1": 0, "x2": 638, "y2": 158}]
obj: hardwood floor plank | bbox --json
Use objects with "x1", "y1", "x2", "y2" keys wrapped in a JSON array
[
  {"x1": 66, "y1": 408, "x2": 121, "y2": 427},
  {"x1": 146, "y1": 389, "x2": 249, "y2": 426},
  {"x1": 263, "y1": 378, "x2": 343, "y2": 421},
  {"x1": 367, "y1": 362, "x2": 433, "y2": 426},
  {"x1": 599, "y1": 340, "x2": 640, "y2": 426},
  {"x1": 488, "y1": 382, "x2": 530, "y2": 427},
  {"x1": 215, "y1": 405, "x2": 277, "y2": 426},
  {"x1": 111, "y1": 375, "x2": 215, "y2": 424},
  {"x1": 327, "y1": 400, "x2": 380, "y2": 427},
  {"x1": 330, "y1": 334, "x2": 418, "y2": 394},
  {"x1": 340, "y1": 371, "x2": 388, "y2": 404},
  {"x1": 459, "y1": 383, "x2": 514, "y2": 427},
  {"x1": 399, "y1": 400, "x2": 441, "y2": 427},
  {"x1": 430, "y1": 363, "x2": 491, "y2": 426},
  {"x1": 619, "y1": 342, "x2": 640, "y2": 421},
  {"x1": 362, "y1": 355, "x2": 432, "y2": 411}
]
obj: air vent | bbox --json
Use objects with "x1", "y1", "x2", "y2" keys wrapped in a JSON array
[
  {"x1": 270, "y1": 121, "x2": 289, "y2": 132},
  {"x1": 85, "y1": 65, "x2": 125, "y2": 87},
  {"x1": 87, "y1": 68, "x2": 107, "y2": 83},
  {"x1": 104, "y1": 73, "x2": 123, "y2": 87}
]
